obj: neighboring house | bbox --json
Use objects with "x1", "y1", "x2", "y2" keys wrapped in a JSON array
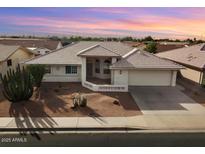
[
  {"x1": 31, "y1": 47, "x2": 52, "y2": 55},
  {"x1": 0, "y1": 39, "x2": 63, "y2": 56},
  {"x1": 0, "y1": 44, "x2": 34, "y2": 75},
  {"x1": 156, "y1": 43, "x2": 205, "y2": 85},
  {"x1": 24, "y1": 41, "x2": 183, "y2": 92},
  {"x1": 123, "y1": 41, "x2": 186, "y2": 53}
]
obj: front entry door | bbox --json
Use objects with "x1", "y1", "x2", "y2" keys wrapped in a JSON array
[{"x1": 86, "y1": 62, "x2": 93, "y2": 77}]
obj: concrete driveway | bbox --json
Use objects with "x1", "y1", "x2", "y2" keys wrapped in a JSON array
[{"x1": 129, "y1": 86, "x2": 205, "y2": 115}]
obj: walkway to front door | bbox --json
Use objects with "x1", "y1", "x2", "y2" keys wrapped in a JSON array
[{"x1": 86, "y1": 77, "x2": 110, "y2": 85}]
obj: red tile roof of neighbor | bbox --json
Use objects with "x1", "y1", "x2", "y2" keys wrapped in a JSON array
[{"x1": 0, "y1": 39, "x2": 61, "y2": 50}]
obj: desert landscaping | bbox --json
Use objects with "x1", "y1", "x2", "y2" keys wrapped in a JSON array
[{"x1": 0, "y1": 83, "x2": 141, "y2": 118}]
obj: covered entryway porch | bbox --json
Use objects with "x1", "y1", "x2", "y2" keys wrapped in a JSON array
[
  {"x1": 86, "y1": 57, "x2": 112, "y2": 85},
  {"x1": 82, "y1": 56, "x2": 128, "y2": 92},
  {"x1": 78, "y1": 45, "x2": 128, "y2": 92}
]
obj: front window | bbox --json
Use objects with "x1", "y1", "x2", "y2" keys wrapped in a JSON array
[
  {"x1": 103, "y1": 59, "x2": 111, "y2": 74},
  {"x1": 7, "y1": 59, "x2": 12, "y2": 67},
  {"x1": 45, "y1": 66, "x2": 51, "y2": 74},
  {"x1": 95, "y1": 59, "x2": 100, "y2": 73},
  {"x1": 65, "y1": 66, "x2": 77, "y2": 74}
]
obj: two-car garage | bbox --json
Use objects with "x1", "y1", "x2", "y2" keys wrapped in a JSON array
[
  {"x1": 110, "y1": 50, "x2": 182, "y2": 87},
  {"x1": 128, "y1": 70, "x2": 177, "y2": 86},
  {"x1": 112, "y1": 69, "x2": 178, "y2": 87}
]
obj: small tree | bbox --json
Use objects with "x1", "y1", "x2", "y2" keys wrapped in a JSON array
[
  {"x1": 144, "y1": 41, "x2": 157, "y2": 53},
  {"x1": 27, "y1": 64, "x2": 46, "y2": 87},
  {"x1": 144, "y1": 36, "x2": 154, "y2": 41}
]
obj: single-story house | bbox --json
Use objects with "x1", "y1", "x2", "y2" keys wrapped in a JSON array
[
  {"x1": 156, "y1": 43, "x2": 205, "y2": 85},
  {"x1": 24, "y1": 41, "x2": 183, "y2": 92},
  {"x1": 0, "y1": 44, "x2": 34, "y2": 75},
  {"x1": 0, "y1": 38, "x2": 63, "y2": 56}
]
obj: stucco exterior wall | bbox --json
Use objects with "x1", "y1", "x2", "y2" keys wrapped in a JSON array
[
  {"x1": 0, "y1": 48, "x2": 33, "y2": 75},
  {"x1": 180, "y1": 67, "x2": 202, "y2": 84},
  {"x1": 113, "y1": 70, "x2": 128, "y2": 85},
  {"x1": 43, "y1": 65, "x2": 81, "y2": 82}
]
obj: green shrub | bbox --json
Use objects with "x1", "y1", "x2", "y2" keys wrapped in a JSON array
[
  {"x1": 27, "y1": 64, "x2": 46, "y2": 87},
  {"x1": 144, "y1": 41, "x2": 157, "y2": 53}
]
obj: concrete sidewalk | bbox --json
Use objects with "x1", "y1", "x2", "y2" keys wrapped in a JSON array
[{"x1": 1, "y1": 114, "x2": 205, "y2": 130}]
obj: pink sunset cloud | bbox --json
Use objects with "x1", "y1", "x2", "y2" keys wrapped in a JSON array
[{"x1": 1, "y1": 8, "x2": 205, "y2": 39}]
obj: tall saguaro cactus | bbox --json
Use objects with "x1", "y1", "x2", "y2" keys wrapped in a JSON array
[{"x1": 0, "y1": 65, "x2": 33, "y2": 102}]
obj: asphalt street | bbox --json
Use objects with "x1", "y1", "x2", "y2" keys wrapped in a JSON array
[{"x1": 0, "y1": 130, "x2": 205, "y2": 147}]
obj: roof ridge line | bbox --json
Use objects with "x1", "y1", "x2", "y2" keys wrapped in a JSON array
[
  {"x1": 122, "y1": 48, "x2": 138, "y2": 58},
  {"x1": 98, "y1": 44, "x2": 121, "y2": 56},
  {"x1": 76, "y1": 44, "x2": 100, "y2": 55},
  {"x1": 110, "y1": 58, "x2": 134, "y2": 69},
  {"x1": 2, "y1": 46, "x2": 21, "y2": 62}
]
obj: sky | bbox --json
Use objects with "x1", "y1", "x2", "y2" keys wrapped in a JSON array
[{"x1": 0, "y1": 7, "x2": 205, "y2": 39}]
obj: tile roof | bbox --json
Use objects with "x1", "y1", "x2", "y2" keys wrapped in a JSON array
[
  {"x1": 0, "y1": 39, "x2": 61, "y2": 50},
  {"x1": 78, "y1": 45, "x2": 121, "y2": 57},
  {"x1": 110, "y1": 50, "x2": 183, "y2": 70},
  {"x1": 25, "y1": 41, "x2": 134, "y2": 65},
  {"x1": 156, "y1": 43, "x2": 205, "y2": 69},
  {"x1": 99, "y1": 41, "x2": 134, "y2": 56},
  {"x1": 0, "y1": 44, "x2": 20, "y2": 61}
]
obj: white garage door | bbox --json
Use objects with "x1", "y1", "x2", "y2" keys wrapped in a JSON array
[{"x1": 128, "y1": 70, "x2": 172, "y2": 86}]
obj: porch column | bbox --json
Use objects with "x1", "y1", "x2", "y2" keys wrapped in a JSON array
[
  {"x1": 111, "y1": 58, "x2": 117, "y2": 84},
  {"x1": 99, "y1": 59, "x2": 104, "y2": 76},
  {"x1": 81, "y1": 57, "x2": 86, "y2": 82},
  {"x1": 111, "y1": 70, "x2": 114, "y2": 85},
  {"x1": 171, "y1": 70, "x2": 177, "y2": 86}
]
